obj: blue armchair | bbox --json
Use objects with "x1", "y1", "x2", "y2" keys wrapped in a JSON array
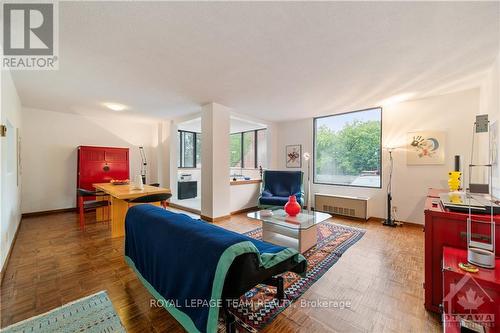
[{"x1": 258, "y1": 170, "x2": 304, "y2": 208}]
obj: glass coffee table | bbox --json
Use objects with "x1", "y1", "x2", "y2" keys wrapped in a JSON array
[{"x1": 247, "y1": 209, "x2": 332, "y2": 253}]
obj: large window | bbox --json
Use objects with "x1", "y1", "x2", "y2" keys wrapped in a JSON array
[
  {"x1": 314, "y1": 107, "x2": 382, "y2": 188},
  {"x1": 230, "y1": 133, "x2": 242, "y2": 167},
  {"x1": 230, "y1": 129, "x2": 267, "y2": 169},
  {"x1": 178, "y1": 130, "x2": 200, "y2": 168},
  {"x1": 196, "y1": 134, "x2": 201, "y2": 168}
]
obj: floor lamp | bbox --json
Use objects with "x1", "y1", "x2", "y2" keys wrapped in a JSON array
[
  {"x1": 303, "y1": 152, "x2": 311, "y2": 212},
  {"x1": 139, "y1": 146, "x2": 147, "y2": 184},
  {"x1": 383, "y1": 147, "x2": 397, "y2": 227}
]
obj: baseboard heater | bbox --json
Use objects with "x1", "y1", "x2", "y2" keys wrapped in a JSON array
[{"x1": 314, "y1": 193, "x2": 370, "y2": 221}]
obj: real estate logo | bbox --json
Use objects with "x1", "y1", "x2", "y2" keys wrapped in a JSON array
[
  {"x1": 1, "y1": 1, "x2": 58, "y2": 70},
  {"x1": 443, "y1": 273, "x2": 495, "y2": 330}
]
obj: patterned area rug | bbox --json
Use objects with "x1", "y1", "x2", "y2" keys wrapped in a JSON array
[
  {"x1": 1, "y1": 291, "x2": 125, "y2": 333},
  {"x1": 229, "y1": 221, "x2": 365, "y2": 333}
]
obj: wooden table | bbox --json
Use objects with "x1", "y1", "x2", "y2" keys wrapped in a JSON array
[{"x1": 93, "y1": 183, "x2": 171, "y2": 238}]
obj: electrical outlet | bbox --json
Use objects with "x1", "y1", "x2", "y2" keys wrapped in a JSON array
[{"x1": 393, "y1": 206, "x2": 398, "y2": 213}]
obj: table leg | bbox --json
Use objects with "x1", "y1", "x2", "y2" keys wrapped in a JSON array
[
  {"x1": 110, "y1": 200, "x2": 162, "y2": 238},
  {"x1": 299, "y1": 225, "x2": 318, "y2": 253},
  {"x1": 95, "y1": 196, "x2": 109, "y2": 222},
  {"x1": 262, "y1": 223, "x2": 272, "y2": 243},
  {"x1": 111, "y1": 197, "x2": 127, "y2": 238}
]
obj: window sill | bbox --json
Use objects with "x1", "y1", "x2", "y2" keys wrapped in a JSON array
[
  {"x1": 313, "y1": 181, "x2": 382, "y2": 189},
  {"x1": 230, "y1": 179, "x2": 262, "y2": 186}
]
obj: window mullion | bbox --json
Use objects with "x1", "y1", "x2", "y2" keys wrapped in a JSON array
[
  {"x1": 193, "y1": 132, "x2": 196, "y2": 168},
  {"x1": 240, "y1": 132, "x2": 244, "y2": 168},
  {"x1": 180, "y1": 131, "x2": 184, "y2": 168},
  {"x1": 254, "y1": 130, "x2": 258, "y2": 168}
]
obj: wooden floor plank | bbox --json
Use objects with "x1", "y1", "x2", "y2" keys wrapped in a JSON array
[{"x1": 0, "y1": 210, "x2": 441, "y2": 332}]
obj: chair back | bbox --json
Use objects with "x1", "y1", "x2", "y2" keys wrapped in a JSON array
[
  {"x1": 262, "y1": 171, "x2": 303, "y2": 197},
  {"x1": 128, "y1": 193, "x2": 172, "y2": 204},
  {"x1": 77, "y1": 188, "x2": 99, "y2": 197}
]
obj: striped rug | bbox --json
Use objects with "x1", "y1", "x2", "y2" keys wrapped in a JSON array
[{"x1": 1, "y1": 291, "x2": 125, "y2": 333}]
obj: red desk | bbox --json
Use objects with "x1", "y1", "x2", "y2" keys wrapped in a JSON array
[
  {"x1": 424, "y1": 188, "x2": 500, "y2": 313},
  {"x1": 442, "y1": 246, "x2": 500, "y2": 333}
]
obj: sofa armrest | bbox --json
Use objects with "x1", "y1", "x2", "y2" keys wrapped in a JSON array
[{"x1": 261, "y1": 189, "x2": 273, "y2": 197}]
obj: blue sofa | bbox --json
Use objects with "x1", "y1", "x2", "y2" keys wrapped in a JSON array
[
  {"x1": 124, "y1": 205, "x2": 306, "y2": 333},
  {"x1": 258, "y1": 170, "x2": 304, "y2": 208}
]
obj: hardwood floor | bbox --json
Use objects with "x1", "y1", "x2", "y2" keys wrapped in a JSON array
[{"x1": 0, "y1": 210, "x2": 441, "y2": 332}]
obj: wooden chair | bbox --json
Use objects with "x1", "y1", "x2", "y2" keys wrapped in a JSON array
[
  {"x1": 148, "y1": 183, "x2": 170, "y2": 208},
  {"x1": 77, "y1": 188, "x2": 111, "y2": 230},
  {"x1": 125, "y1": 192, "x2": 172, "y2": 209}
]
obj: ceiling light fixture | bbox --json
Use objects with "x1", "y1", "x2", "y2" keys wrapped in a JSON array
[{"x1": 103, "y1": 102, "x2": 128, "y2": 112}]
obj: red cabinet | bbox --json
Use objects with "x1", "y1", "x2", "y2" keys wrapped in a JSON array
[
  {"x1": 77, "y1": 146, "x2": 129, "y2": 205},
  {"x1": 424, "y1": 189, "x2": 500, "y2": 313},
  {"x1": 442, "y1": 246, "x2": 500, "y2": 332}
]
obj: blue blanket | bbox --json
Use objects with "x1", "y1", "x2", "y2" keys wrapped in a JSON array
[{"x1": 124, "y1": 205, "x2": 305, "y2": 333}]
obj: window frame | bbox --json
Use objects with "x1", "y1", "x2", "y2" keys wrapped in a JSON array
[
  {"x1": 312, "y1": 107, "x2": 383, "y2": 189},
  {"x1": 178, "y1": 130, "x2": 199, "y2": 169},
  {"x1": 230, "y1": 128, "x2": 267, "y2": 169}
]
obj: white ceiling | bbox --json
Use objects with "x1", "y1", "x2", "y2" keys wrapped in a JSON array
[{"x1": 11, "y1": 1, "x2": 500, "y2": 122}]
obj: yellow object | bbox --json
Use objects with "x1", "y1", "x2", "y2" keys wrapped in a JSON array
[
  {"x1": 448, "y1": 171, "x2": 461, "y2": 192},
  {"x1": 449, "y1": 194, "x2": 462, "y2": 204},
  {"x1": 458, "y1": 262, "x2": 479, "y2": 273}
]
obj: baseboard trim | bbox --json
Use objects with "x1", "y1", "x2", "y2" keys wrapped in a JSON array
[
  {"x1": 21, "y1": 207, "x2": 76, "y2": 218},
  {"x1": 200, "y1": 214, "x2": 231, "y2": 222},
  {"x1": 368, "y1": 216, "x2": 423, "y2": 228},
  {"x1": 230, "y1": 206, "x2": 258, "y2": 215},
  {"x1": 168, "y1": 202, "x2": 201, "y2": 215},
  {"x1": 0, "y1": 219, "x2": 22, "y2": 286},
  {"x1": 170, "y1": 204, "x2": 259, "y2": 218}
]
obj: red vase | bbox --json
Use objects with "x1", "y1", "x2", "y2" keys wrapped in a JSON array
[{"x1": 284, "y1": 195, "x2": 301, "y2": 217}]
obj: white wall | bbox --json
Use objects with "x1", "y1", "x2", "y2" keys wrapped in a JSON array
[
  {"x1": 479, "y1": 49, "x2": 500, "y2": 199},
  {"x1": 230, "y1": 183, "x2": 261, "y2": 212},
  {"x1": 21, "y1": 107, "x2": 158, "y2": 213},
  {"x1": 277, "y1": 88, "x2": 480, "y2": 224},
  {"x1": 1, "y1": 69, "x2": 22, "y2": 272}
]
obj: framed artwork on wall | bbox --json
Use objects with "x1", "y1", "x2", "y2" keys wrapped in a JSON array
[
  {"x1": 407, "y1": 131, "x2": 446, "y2": 165},
  {"x1": 286, "y1": 144, "x2": 302, "y2": 168}
]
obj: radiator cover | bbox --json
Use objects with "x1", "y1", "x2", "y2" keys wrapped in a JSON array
[{"x1": 314, "y1": 193, "x2": 370, "y2": 220}]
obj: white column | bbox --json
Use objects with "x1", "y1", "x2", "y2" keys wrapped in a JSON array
[
  {"x1": 156, "y1": 121, "x2": 173, "y2": 188},
  {"x1": 201, "y1": 103, "x2": 231, "y2": 220},
  {"x1": 168, "y1": 121, "x2": 178, "y2": 199}
]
